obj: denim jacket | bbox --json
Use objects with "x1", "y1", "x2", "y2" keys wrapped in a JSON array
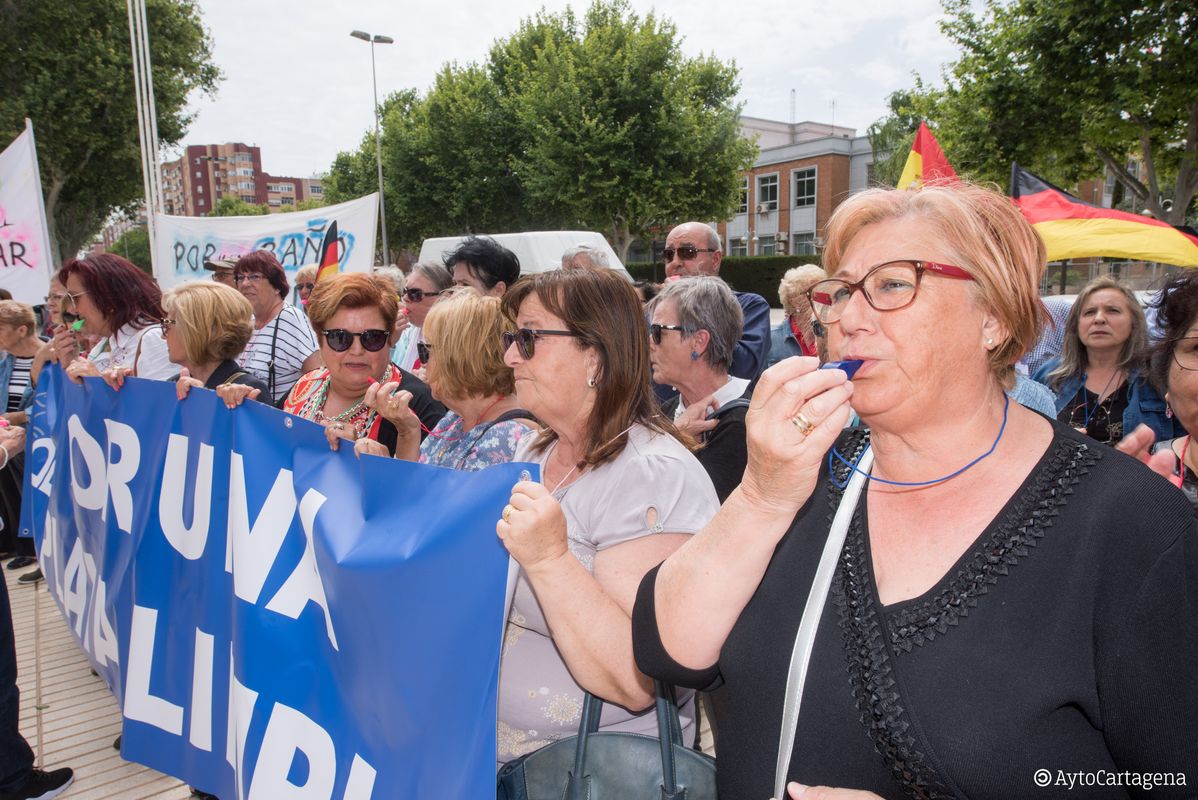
[
  {"x1": 0, "y1": 353, "x2": 35, "y2": 413},
  {"x1": 1032, "y1": 358, "x2": 1184, "y2": 442}
]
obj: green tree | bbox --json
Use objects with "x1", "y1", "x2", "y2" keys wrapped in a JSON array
[
  {"x1": 866, "y1": 88, "x2": 937, "y2": 187},
  {"x1": 903, "y1": 0, "x2": 1197, "y2": 223},
  {"x1": 209, "y1": 196, "x2": 269, "y2": 217},
  {"x1": 109, "y1": 225, "x2": 151, "y2": 273},
  {"x1": 0, "y1": 0, "x2": 220, "y2": 262},
  {"x1": 327, "y1": 0, "x2": 756, "y2": 258}
]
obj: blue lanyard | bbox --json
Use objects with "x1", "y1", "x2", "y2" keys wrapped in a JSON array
[{"x1": 829, "y1": 394, "x2": 1010, "y2": 489}]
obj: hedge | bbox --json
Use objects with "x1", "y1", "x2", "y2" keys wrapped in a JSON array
[{"x1": 624, "y1": 254, "x2": 823, "y2": 307}]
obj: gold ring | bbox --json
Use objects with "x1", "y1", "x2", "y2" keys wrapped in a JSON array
[
  {"x1": 790, "y1": 412, "x2": 816, "y2": 437},
  {"x1": 502, "y1": 504, "x2": 513, "y2": 523}
]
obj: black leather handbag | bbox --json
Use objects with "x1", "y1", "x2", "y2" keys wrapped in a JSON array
[{"x1": 496, "y1": 681, "x2": 717, "y2": 800}]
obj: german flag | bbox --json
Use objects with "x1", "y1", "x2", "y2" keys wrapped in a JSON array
[
  {"x1": 1011, "y1": 163, "x2": 1198, "y2": 267},
  {"x1": 315, "y1": 221, "x2": 340, "y2": 282},
  {"x1": 896, "y1": 121, "x2": 958, "y2": 189}
]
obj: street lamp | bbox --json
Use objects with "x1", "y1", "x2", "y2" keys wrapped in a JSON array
[{"x1": 350, "y1": 30, "x2": 394, "y2": 265}]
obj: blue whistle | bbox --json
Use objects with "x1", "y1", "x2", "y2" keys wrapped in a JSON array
[{"x1": 821, "y1": 359, "x2": 863, "y2": 379}]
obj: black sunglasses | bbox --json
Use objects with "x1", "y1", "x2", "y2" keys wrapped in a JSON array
[
  {"x1": 649, "y1": 323, "x2": 690, "y2": 345},
  {"x1": 416, "y1": 341, "x2": 432, "y2": 363},
  {"x1": 322, "y1": 328, "x2": 390, "y2": 352},
  {"x1": 661, "y1": 245, "x2": 718, "y2": 263},
  {"x1": 61, "y1": 309, "x2": 80, "y2": 325},
  {"x1": 297, "y1": 282, "x2": 315, "y2": 292},
  {"x1": 502, "y1": 328, "x2": 577, "y2": 359},
  {"x1": 402, "y1": 287, "x2": 445, "y2": 302}
]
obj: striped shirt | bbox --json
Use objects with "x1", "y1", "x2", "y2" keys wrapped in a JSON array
[
  {"x1": 6, "y1": 356, "x2": 32, "y2": 412},
  {"x1": 237, "y1": 304, "x2": 319, "y2": 404}
]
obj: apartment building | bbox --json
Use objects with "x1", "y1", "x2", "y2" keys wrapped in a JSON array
[{"x1": 161, "y1": 143, "x2": 323, "y2": 216}]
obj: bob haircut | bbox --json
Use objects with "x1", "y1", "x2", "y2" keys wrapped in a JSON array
[
  {"x1": 57, "y1": 253, "x2": 163, "y2": 333},
  {"x1": 822, "y1": 181, "x2": 1046, "y2": 389},
  {"x1": 294, "y1": 264, "x2": 318, "y2": 285},
  {"x1": 1045, "y1": 276, "x2": 1147, "y2": 390},
  {"x1": 162, "y1": 282, "x2": 255, "y2": 366},
  {"x1": 649, "y1": 277, "x2": 743, "y2": 371},
  {"x1": 501, "y1": 269, "x2": 690, "y2": 467},
  {"x1": 421, "y1": 287, "x2": 515, "y2": 401},
  {"x1": 306, "y1": 272, "x2": 399, "y2": 334},
  {"x1": 1149, "y1": 271, "x2": 1198, "y2": 394},
  {"x1": 234, "y1": 250, "x2": 289, "y2": 299},
  {"x1": 409, "y1": 261, "x2": 454, "y2": 292},
  {"x1": 0, "y1": 300, "x2": 37, "y2": 333}
]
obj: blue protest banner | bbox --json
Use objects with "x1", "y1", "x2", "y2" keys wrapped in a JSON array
[{"x1": 21, "y1": 366, "x2": 528, "y2": 799}]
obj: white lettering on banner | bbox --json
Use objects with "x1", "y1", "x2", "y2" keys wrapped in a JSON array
[
  {"x1": 160, "y1": 433, "x2": 215, "y2": 560},
  {"x1": 190, "y1": 629, "x2": 215, "y2": 752},
  {"x1": 29, "y1": 436, "x2": 55, "y2": 497},
  {"x1": 90, "y1": 573, "x2": 120, "y2": 668},
  {"x1": 343, "y1": 755, "x2": 378, "y2": 800},
  {"x1": 66, "y1": 415, "x2": 140, "y2": 534},
  {"x1": 248, "y1": 703, "x2": 337, "y2": 800},
  {"x1": 125, "y1": 605, "x2": 185, "y2": 735},
  {"x1": 228, "y1": 453, "x2": 340, "y2": 649},
  {"x1": 60, "y1": 539, "x2": 91, "y2": 639},
  {"x1": 264, "y1": 489, "x2": 338, "y2": 650},
  {"x1": 103, "y1": 419, "x2": 140, "y2": 533},
  {"x1": 227, "y1": 645, "x2": 259, "y2": 791}
]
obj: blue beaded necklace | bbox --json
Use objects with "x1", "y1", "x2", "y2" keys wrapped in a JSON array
[{"x1": 829, "y1": 393, "x2": 1010, "y2": 489}]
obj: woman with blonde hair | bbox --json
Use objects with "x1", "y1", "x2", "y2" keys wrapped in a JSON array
[
  {"x1": 357, "y1": 288, "x2": 536, "y2": 469},
  {"x1": 635, "y1": 182, "x2": 1196, "y2": 799},
  {"x1": 766, "y1": 264, "x2": 828, "y2": 367},
  {"x1": 167, "y1": 282, "x2": 269, "y2": 399},
  {"x1": 1033, "y1": 276, "x2": 1178, "y2": 443},
  {"x1": 293, "y1": 264, "x2": 318, "y2": 307}
]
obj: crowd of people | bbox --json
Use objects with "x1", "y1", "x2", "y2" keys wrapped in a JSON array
[{"x1": 1, "y1": 181, "x2": 1195, "y2": 800}]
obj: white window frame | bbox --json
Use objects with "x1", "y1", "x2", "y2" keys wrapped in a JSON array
[
  {"x1": 729, "y1": 237, "x2": 748, "y2": 257},
  {"x1": 737, "y1": 177, "x2": 749, "y2": 214},
  {"x1": 792, "y1": 232, "x2": 817, "y2": 256},
  {"x1": 756, "y1": 172, "x2": 779, "y2": 211},
  {"x1": 792, "y1": 166, "x2": 817, "y2": 208}
]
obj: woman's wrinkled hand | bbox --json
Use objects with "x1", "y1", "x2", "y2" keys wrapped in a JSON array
[
  {"x1": 324, "y1": 419, "x2": 357, "y2": 451},
  {"x1": 101, "y1": 366, "x2": 134, "y2": 391},
  {"x1": 64, "y1": 357, "x2": 100, "y2": 385},
  {"x1": 175, "y1": 367, "x2": 205, "y2": 401},
  {"x1": 496, "y1": 480, "x2": 569, "y2": 573},
  {"x1": 215, "y1": 383, "x2": 261, "y2": 408},
  {"x1": 674, "y1": 392, "x2": 719, "y2": 437},
  {"x1": 782, "y1": 782, "x2": 884, "y2": 800},
  {"x1": 1115, "y1": 423, "x2": 1176, "y2": 482},
  {"x1": 741, "y1": 356, "x2": 853, "y2": 516},
  {"x1": 364, "y1": 381, "x2": 421, "y2": 442},
  {"x1": 1, "y1": 425, "x2": 26, "y2": 453},
  {"x1": 354, "y1": 437, "x2": 390, "y2": 459}
]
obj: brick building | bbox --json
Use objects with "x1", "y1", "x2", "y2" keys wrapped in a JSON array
[
  {"x1": 716, "y1": 117, "x2": 876, "y2": 258},
  {"x1": 161, "y1": 143, "x2": 324, "y2": 216}
]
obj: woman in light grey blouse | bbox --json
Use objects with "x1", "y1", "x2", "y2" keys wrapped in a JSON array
[{"x1": 494, "y1": 269, "x2": 720, "y2": 762}]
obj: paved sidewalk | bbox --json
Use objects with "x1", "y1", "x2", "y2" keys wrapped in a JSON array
[{"x1": 8, "y1": 565, "x2": 191, "y2": 799}]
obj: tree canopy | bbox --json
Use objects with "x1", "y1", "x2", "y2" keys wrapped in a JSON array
[
  {"x1": 0, "y1": 0, "x2": 219, "y2": 262},
  {"x1": 108, "y1": 225, "x2": 151, "y2": 273},
  {"x1": 325, "y1": 0, "x2": 756, "y2": 260},
  {"x1": 873, "y1": 0, "x2": 1197, "y2": 224},
  {"x1": 209, "y1": 196, "x2": 269, "y2": 217}
]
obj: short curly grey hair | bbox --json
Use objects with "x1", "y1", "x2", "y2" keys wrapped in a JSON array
[{"x1": 650, "y1": 276, "x2": 743, "y2": 371}]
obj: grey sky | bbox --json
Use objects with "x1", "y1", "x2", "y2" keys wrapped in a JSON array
[{"x1": 180, "y1": 0, "x2": 959, "y2": 178}]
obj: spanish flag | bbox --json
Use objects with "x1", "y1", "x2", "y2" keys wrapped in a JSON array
[
  {"x1": 1011, "y1": 164, "x2": 1198, "y2": 267},
  {"x1": 896, "y1": 121, "x2": 958, "y2": 189},
  {"x1": 315, "y1": 221, "x2": 340, "y2": 282}
]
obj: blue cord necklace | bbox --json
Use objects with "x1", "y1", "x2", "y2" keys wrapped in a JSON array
[
  {"x1": 829, "y1": 393, "x2": 1010, "y2": 489},
  {"x1": 1077, "y1": 369, "x2": 1121, "y2": 430}
]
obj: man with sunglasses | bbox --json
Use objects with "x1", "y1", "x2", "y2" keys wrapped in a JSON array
[{"x1": 662, "y1": 222, "x2": 771, "y2": 384}]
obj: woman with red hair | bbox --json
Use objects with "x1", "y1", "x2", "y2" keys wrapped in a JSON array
[{"x1": 50, "y1": 253, "x2": 176, "y2": 381}]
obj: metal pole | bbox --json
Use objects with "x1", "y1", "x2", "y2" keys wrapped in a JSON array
[
  {"x1": 136, "y1": 0, "x2": 164, "y2": 217},
  {"x1": 369, "y1": 40, "x2": 389, "y2": 266},
  {"x1": 126, "y1": 0, "x2": 156, "y2": 264}
]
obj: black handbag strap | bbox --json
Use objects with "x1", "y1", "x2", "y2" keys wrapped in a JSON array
[{"x1": 569, "y1": 681, "x2": 686, "y2": 799}]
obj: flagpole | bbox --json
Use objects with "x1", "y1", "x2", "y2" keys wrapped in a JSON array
[
  {"x1": 136, "y1": 0, "x2": 164, "y2": 215},
  {"x1": 126, "y1": 0, "x2": 157, "y2": 271},
  {"x1": 24, "y1": 119, "x2": 56, "y2": 274}
]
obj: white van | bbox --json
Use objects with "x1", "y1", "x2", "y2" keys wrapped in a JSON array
[{"x1": 417, "y1": 231, "x2": 631, "y2": 280}]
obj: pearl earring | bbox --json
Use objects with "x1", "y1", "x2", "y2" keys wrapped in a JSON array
[
  {"x1": 986, "y1": 338, "x2": 994, "y2": 346},
  {"x1": 587, "y1": 376, "x2": 596, "y2": 388}
]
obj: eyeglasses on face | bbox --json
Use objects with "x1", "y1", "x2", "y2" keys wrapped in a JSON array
[
  {"x1": 502, "y1": 328, "x2": 578, "y2": 359},
  {"x1": 322, "y1": 328, "x2": 390, "y2": 352},
  {"x1": 416, "y1": 341, "x2": 432, "y2": 364},
  {"x1": 297, "y1": 282, "x2": 315, "y2": 292},
  {"x1": 64, "y1": 289, "x2": 88, "y2": 307},
  {"x1": 806, "y1": 259, "x2": 974, "y2": 325},
  {"x1": 1171, "y1": 336, "x2": 1198, "y2": 371},
  {"x1": 661, "y1": 245, "x2": 718, "y2": 263},
  {"x1": 649, "y1": 323, "x2": 690, "y2": 345},
  {"x1": 61, "y1": 310, "x2": 80, "y2": 324},
  {"x1": 402, "y1": 287, "x2": 445, "y2": 302},
  {"x1": 160, "y1": 318, "x2": 177, "y2": 331},
  {"x1": 233, "y1": 273, "x2": 264, "y2": 284}
]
